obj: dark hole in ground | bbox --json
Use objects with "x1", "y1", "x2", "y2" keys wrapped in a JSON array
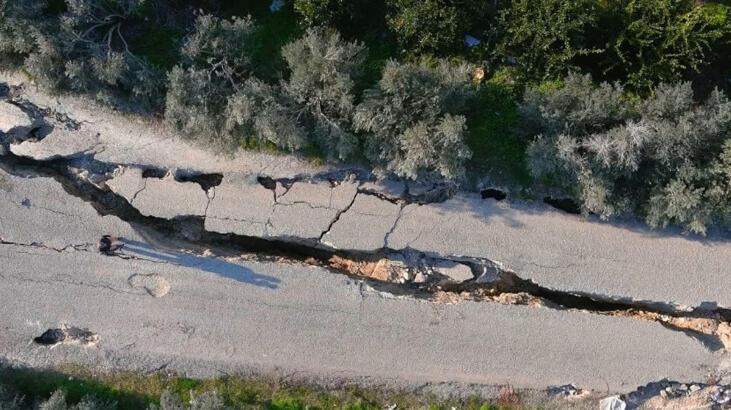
[
  {"x1": 141, "y1": 168, "x2": 167, "y2": 179},
  {"x1": 33, "y1": 328, "x2": 66, "y2": 345},
  {"x1": 481, "y1": 188, "x2": 507, "y2": 201},
  {"x1": 33, "y1": 327, "x2": 98, "y2": 346},
  {"x1": 176, "y1": 172, "x2": 223, "y2": 191},
  {"x1": 543, "y1": 196, "x2": 581, "y2": 214},
  {"x1": 257, "y1": 175, "x2": 276, "y2": 190}
]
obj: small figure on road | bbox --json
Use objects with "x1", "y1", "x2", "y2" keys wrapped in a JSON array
[{"x1": 99, "y1": 235, "x2": 124, "y2": 255}]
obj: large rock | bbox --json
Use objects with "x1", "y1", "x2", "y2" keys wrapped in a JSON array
[{"x1": 432, "y1": 260, "x2": 474, "y2": 283}]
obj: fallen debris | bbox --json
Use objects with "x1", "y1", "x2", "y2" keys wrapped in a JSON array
[
  {"x1": 430, "y1": 260, "x2": 474, "y2": 283},
  {"x1": 328, "y1": 255, "x2": 408, "y2": 282},
  {"x1": 599, "y1": 395, "x2": 626, "y2": 410},
  {"x1": 33, "y1": 325, "x2": 99, "y2": 346},
  {"x1": 547, "y1": 384, "x2": 588, "y2": 400}
]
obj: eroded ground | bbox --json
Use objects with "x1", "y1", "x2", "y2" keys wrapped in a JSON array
[{"x1": 2, "y1": 73, "x2": 731, "y2": 408}]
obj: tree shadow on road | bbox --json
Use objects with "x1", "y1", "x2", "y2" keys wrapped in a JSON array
[{"x1": 120, "y1": 240, "x2": 280, "y2": 289}]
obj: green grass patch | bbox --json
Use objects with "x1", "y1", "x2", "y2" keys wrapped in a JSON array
[
  {"x1": 465, "y1": 83, "x2": 532, "y2": 187},
  {"x1": 0, "y1": 366, "x2": 519, "y2": 409}
]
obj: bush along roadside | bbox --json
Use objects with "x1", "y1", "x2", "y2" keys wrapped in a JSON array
[{"x1": 1, "y1": 0, "x2": 730, "y2": 233}]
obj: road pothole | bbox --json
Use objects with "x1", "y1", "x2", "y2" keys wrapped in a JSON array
[
  {"x1": 33, "y1": 325, "x2": 99, "y2": 346},
  {"x1": 128, "y1": 273, "x2": 170, "y2": 298}
]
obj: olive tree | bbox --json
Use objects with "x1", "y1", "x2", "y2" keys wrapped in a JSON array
[
  {"x1": 523, "y1": 74, "x2": 731, "y2": 234},
  {"x1": 0, "y1": 0, "x2": 45, "y2": 66},
  {"x1": 354, "y1": 59, "x2": 473, "y2": 180},
  {"x1": 18, "y1": 0, "x2": 165, "y2": 108},
  {"x1": 164, "y1": 14, "x2": 257, "y2": 142},
  {"x1": 224, "y1": 27, "x2": 366, "y2": 158},
  {"x1": 281, "y1": 27, "x2": 366, "y2": 159}
]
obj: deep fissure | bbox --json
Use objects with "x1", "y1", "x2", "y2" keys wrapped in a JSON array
[{"x1": 1, "y1": 152, "x2": 729, "y2": 347}]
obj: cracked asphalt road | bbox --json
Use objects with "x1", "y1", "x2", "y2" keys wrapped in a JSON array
[{"x1": 1, "y1": 73, "x2": 731, "y2": 396}]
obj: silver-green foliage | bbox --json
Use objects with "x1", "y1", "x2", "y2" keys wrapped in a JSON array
[
  {"x1": 37, "y1": 390, "x2": 116, "y2": 410},
  {"x1": 224, "y1": 27, "x2": 365, "y2": 158},
  {"x1": 224, "y1": 78, "x2": 307, "y2": 151},
  {"x1": 0, "y1": 0, "x2": 45, "y2": 63},
  {"x1": 354, "y1": 59, "x2": 473, "y2": 180},
  {"x1": 281, "y1": 27, "x2": 365, "y2": 159},
  {"x1": 19, "y1": 0, "x2": 164, "y2": 108},
  {"x1": 524, "y1": 74, "x2": 731, "y2": 233},
  {"x1": 164, "y1": 14, "x2": 257, "y2": 143}
]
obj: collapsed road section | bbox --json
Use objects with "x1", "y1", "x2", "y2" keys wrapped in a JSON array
[
  {"x1": 1, "y1": 86, "x2": 731, "y2": 397},
  {"x1": 1, "y1": 144, "x2": 730, "y2": 353}
]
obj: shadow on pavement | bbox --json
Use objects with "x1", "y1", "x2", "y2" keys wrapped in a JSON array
[{"x1": 121, "y1": 240, "x2": 280, "y2": 289}]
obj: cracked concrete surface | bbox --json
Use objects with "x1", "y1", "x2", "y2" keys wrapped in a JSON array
[
  {"x1": 0, "y1": 167, "x2": 143, "y2": 249},
  {"x1": 0, "y1": 243, "x2": 722, "y2": 392},
  {"x1": 321, "y1": 194, "x2": 404, "y2": 251},
  {"x1": 3, "y1": 72, "x2": 731, "y2": 397}
]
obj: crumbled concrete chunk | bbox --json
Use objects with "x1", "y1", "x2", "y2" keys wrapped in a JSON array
[
  {"x1": 279, "y1": 180, "x2": 357, "y2": 211},
  {"x1": 268, "y1": 203, "x2": 339, "y2": 240},
  {"x1": 205, "y1": 176, "x2": 274, "y2": 236},
  {"x1": 10, "y1": 127, "x2": 99, "y2": 160},
  {"x1": 431, "y1": 260, "x2": 474, "y2": 283},
  {"x1": 360, "y1": 179, "x2": 406, "y2": 200},
  {"x1": 0, "y1": 101, "x2": 38, "y2": 140}
]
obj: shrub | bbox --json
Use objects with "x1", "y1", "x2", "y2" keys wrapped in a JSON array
[
  {"x1": 497, "y1": 0, "x2": 601, "y2": 83},
  {"x1": 523, "y1": 74, "x2": 731, "y2": 233},
  {"x1": 293, "y1": 0, "x2": 386, "y2": 37},
  {"x1": 601, "y1": 0, "x2": 731, "y2": 91},
  {"x1": 164, "y1": 14, "x2": 257, "y2": 142},
  {"x1": 0, "y1": 0, "x2": 46, "y2": 66},
  {"x1": 354, "y1": 59, "x2": 473, "y2": 179},
  {"x1": 224, "y1": 78, "x2": 308, "y2": 151},
  {"x1": 281, "y1": 27, "x2": 366, "y2": 159},
  {"x1": 225, "y1": 27, "x2": 366, "y2": 158},
  {"x1": 14, "y1": 0, "x2": 165, "y2": 108},
  {"x1": 386, "y1": 0, "x2": 461, "y2": 54}
]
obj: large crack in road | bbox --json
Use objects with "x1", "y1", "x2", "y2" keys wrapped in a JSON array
[{"x1": 1, "y1": 150, "x2": 730, "y2": 353}]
